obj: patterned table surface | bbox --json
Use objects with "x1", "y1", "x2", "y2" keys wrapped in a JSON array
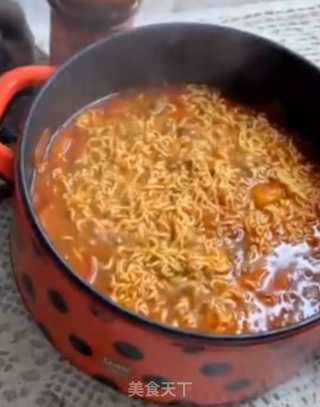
[{"x1": 3, "y1": 1, "x2": 320, "y2": 406}]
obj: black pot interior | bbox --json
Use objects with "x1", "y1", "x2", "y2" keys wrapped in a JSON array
[{"x1": 24, "y1": 23, "x2": 320, "y2": 187}]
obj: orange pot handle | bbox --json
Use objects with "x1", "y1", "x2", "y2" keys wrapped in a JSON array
[{"x1": 0, "y1": 66, "x2": 56, "y2": 183}]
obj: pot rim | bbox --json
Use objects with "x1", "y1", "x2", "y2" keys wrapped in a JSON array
[{"x1": 19, "y1": 22, "x2": 320, "y2": 345}]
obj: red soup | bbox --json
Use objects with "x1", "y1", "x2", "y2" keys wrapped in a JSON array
[{"x1": 32, "y1": 84, "x2": 320, "y2": 335}]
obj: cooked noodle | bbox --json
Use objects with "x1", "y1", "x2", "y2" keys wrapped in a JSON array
[{"x1": 33, "y1": 85, "x2": 320, "y2": 334}]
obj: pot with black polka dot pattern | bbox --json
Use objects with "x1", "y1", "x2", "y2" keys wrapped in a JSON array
[{"x1": 1, "y1": 23, "x2": 320, "y2": 406}]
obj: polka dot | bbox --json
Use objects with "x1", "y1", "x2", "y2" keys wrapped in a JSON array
[
  {"x1": 90, "y1": 303, "x2": 114, "y2": 323},
  {"x1": 226, "y1": 379, "x2": 252, "y2": 392},
  {"x1": 200, "y1": 362, "x2": 233, "y2": 377},
  {"x1": 69, "y1": 334, "x2": 93, "y2": 356},
  {"x1": 21, "y1": 274, "x2": 35, "y2": 300},
  {"x1": 114, "y1": 341, "x2": 144, "y2": 360},
  {"x1": 181, "y1": 345, "x2": 205, "y2": 354},
  {"x1": 173, "y1": 342, "x2": 205, "y2": 354},
  {"x1": 48, "y1": 289, "x2": 69, "y2": 313},
  {"x1": 142, "y1": 375, "x2": 169, "y2": 388},
  {"x1": 93, "y1": 375, "x2": 120, "y2": 391}
]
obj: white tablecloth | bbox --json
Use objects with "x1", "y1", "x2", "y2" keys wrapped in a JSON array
[{"x1": 2, "y1": 1, "x2": 320, "y2": 406}]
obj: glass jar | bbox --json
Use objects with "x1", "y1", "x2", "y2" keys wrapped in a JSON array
[{"x1": 48, "y1": 0, "x2": 142, "y2": 64}]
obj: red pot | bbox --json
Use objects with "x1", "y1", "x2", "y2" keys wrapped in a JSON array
[{"x1": 0, "y1": 24, "x2": 320, "y2": 406}]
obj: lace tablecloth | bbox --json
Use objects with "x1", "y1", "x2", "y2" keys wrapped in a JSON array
[{"x1": 2, "y1": 1, "x2": 320, "y2": 406}]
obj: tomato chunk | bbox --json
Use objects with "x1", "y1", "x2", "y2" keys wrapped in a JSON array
[{"x1": 252, "y1": 181, "x2": 287, "y2": 209}]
